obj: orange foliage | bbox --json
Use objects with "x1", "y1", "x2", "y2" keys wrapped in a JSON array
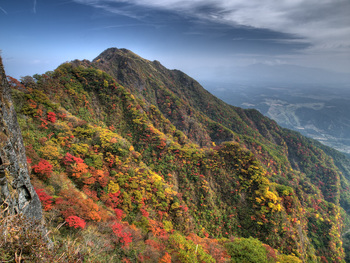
[
  {"x1": 81, "y1": 198, "x2": 102, "y2": 222},
  {"x1": 71, "y1": 162, "x2": 88, "y2": 178},
  {"x1": 56, "y1": 187, "x2": 106, "y2": 222},
  {"x1": 63, "y1": 152, "x2": 88, "y2": 178},
  {"x1": 148, "y1": 219, "x2": 167, "y2": 237},
  {"x1": 158, "y1": 252, "x2": 171, "y2": 263}
]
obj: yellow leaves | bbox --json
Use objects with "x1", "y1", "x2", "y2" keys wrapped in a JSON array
[
  {"x1": 171, "y1": 202, "x2": 180, "y2": 210},
  {"x1": 164, "y1": 187, "x2": 176, "y2": 197},
  {"x1": 267, "y1": 202, "x2": 281, "y2": 212},
  {"x1": 250, "y1": 165, "x2": 259, "y2": 170},
  {"x1": 150, "y1": 171, "x2": 163, "y2": 182},
  {"x1": 240, "y1": 169, "x2": 248, "y2": 175},
  {"x1": 201, "y1": 180, "x2": 210, "y2": 193},
  {"x1": 95, "y1": 126, "x2": 122, "y2": 148},
  {"x1": 39, "y1": 140, "x2": 61, "y2": 161},
  {"x1": 265, "y1": 190, "x2": 278, "y2": 203},
  {"x1": 163, "y1": 220, "x2": 173, "y2": 232},
  {"x1": 256, "y1": 190, "x2": 281, "y2": 213},
  {"x1": 71, "y1": 143, "x2": 89, "y2": 156},
  {"x1": 129, "y1": 145, "x2": 134, "y2": 152},
  {"x1": 109, "y1": 155, "x2": 121, "y2": 168},
  {"x1": 255, "y1": 197, "x2": 262, "y2": 204},
  {"x1": 108, "y1": 181, "x2": 120, "y2": 194}
]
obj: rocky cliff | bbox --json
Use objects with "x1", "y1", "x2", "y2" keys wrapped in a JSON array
[{"x1": 0, "y1": 56, "x2": 42, "y2": 219}]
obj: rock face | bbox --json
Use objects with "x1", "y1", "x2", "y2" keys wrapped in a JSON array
[{"x1": 0, "y1": 56, "x2": 42, "y2": 220}]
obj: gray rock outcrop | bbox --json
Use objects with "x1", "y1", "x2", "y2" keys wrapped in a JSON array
[{"x1": 0, "y1": 56, "x2": 42, "y2": 220}]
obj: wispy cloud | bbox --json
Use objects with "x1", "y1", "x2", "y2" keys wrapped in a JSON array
[
  {"x1": 33, "y1": 0, "x2": 37, "y2": 14},
  {"x1": 73, "y1": 0, "x2": 350, "y2": 55},
  {"x1": 0, "y1": 6, "x2": 7, "y2": 14}
]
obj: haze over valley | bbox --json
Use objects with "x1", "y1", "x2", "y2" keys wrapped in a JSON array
[{"x1": 205, "y1": 80, "x2": 350, "y2": 155}]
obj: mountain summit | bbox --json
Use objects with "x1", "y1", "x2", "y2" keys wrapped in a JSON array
[{"x1": 3, "y1": 48, "x2": 350, "y2": 262}]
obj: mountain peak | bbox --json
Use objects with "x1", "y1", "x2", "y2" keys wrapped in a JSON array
[{"x1": 93, "y1": 47, "x2": 146, "y2": 63}]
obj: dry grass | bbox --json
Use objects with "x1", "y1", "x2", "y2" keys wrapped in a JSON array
[{"x1": 0, "y1": 201, "x2": 83, "y2": 263}]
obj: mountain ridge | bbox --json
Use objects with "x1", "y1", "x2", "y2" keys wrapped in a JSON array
[{"x1": 2, "y1": 48, "x2": 350, "y2": 262}]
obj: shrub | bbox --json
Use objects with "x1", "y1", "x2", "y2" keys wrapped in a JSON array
[
  {"x1": 65, "y1": 215, "x2": 86, "y2": 229},
  {"x1": 47, "y1": 111, "x2": 57, "y2": 123},
  {"x1": 225, "y1": 237, "x2": 269, "y2": 263},
  {"x1": 32, "y1": 159, "x2": 53, "y2": 179},
  {"x1": 35, "y1": 188, "x2": 53, "y2": 211}
]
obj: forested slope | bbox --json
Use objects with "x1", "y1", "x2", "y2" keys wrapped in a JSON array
[{"x1": 3, "y1": 48, "x2": 350, "y2": 262}]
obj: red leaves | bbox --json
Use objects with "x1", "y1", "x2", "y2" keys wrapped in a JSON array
[
  {"x1": 63, "y1": 152, "x2": 88, "y2": 178},
  {"x1": 32, "y1": 159, "x2": 53, "y2": 179},
  {"x1": 106, "y1": 192, "x2": 121, "y2": 208},
  {"x1": 35, "y1": 188, "x2": 53, "y2": 211},
  {"x1": 112, "y1": 222, "x2": 133, "y2": 248},
  {"x1": 262, "y1": 244, "x2": 277, "y2": 262},
  {"x1": 114, "y1": 208, "x2": 125, "y2": 221},
  {"x1": 7, "y1": 76, "x2": 26, "y2": 90},
  {"x1": 63, "y1": 152, "x2": 83, "y2": 165},
  {"x1": 65, "y1": 216, "x2": 86, "y2": 229},
  {"x1": 47, "y1": 111, "x2": 57, "y2": 123},
  {"x1": 141, "y1": 208, "x2": 149, "y2": 218}
]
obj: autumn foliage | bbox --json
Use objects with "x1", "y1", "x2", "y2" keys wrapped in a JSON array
[
  {"x1": 7, "y1": 49, "x2": 350, "y2": 262},
  {"x1": 65, "y1": 216, "x2": 86, "y2": 229},
  {"x1": 47, "y1": 111, "x2": 57, "y2": 123},
  {"x1": 32, "y1": 159, "x2": 53, "y2": 179},
  {"x1": 35, "y1": 188, "x2": 53, "y2": 211}
]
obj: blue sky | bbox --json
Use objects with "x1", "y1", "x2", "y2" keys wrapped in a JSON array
[{"x1": 1, "y1": 0, "x2": 349, "y2": 83}]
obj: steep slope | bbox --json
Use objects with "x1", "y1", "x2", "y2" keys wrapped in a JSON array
[
  {"x1": 93, "y1": 48, "x2": 350, "y2": 260},
  {"x1": 93, "y1": 48, "x2": 348, "y2": 205},
  {"x1": 5, "y1": 48, "x2": 350, "y2": 262}
]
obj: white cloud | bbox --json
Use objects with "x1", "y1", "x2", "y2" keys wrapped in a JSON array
[
  {"x1": 72, "y1": 0, "x2": 350, "y2": 73},
  {"x1": 74, "y1": 0, "x2": 350, "y2": 54}
]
